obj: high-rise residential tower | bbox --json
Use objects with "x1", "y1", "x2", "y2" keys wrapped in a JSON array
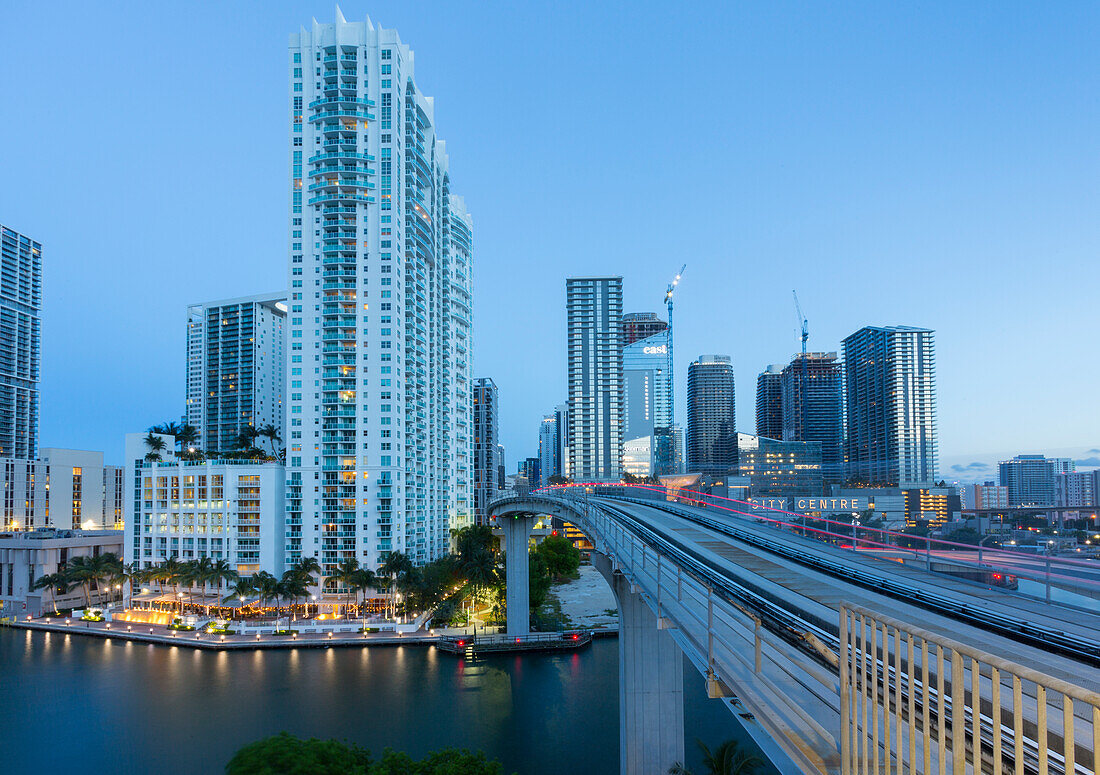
[
  {"x1": 755, "y1": 364, "x2": 783, "y2": 440},
  {"x1": 0, "y1": 224, "x2": 41, "y2": 459},
  {"x1": 621, "y1": 312, "x2": 668, "y2": 347},
  {"x1": 843, "y1": 326, "x2": 937, "y2": 488},
  {"x1": 686, "y1": 354, "x2": 736, "y2": 475},
  {"x1": 538, "y1": 413, "x2": 558, "y2": 482},
  {"x1": 998, "y1": 454, "x2": 1074, "y2": 506},
  {"x1": 186, "y1": 293, "x2": 287, "y2": 454},
  {"x1": 285, "y1": 11, "x2": 473, "y2": 575},
  {"x1": 781, "y1": 352, "x2": 843, "y2": 486},
  {"x1": 473, "y1": 378, "x2": 500, "y2": 525},
  {"x1": 567, "y1": 277, "x2": 623, "y2": 481}
]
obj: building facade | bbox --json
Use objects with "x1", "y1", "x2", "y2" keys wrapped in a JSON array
[
  {"x1": 538, "y1": 414, "x2": 558, "y2": 483},
  {"x1": 0, "y1": 449, "x2": 124, "y2": 532},
  {"x1": 686, "y1": 354, "x2": 736, "y2": 475},
  {"x1": 842, "y1": 326, "x2": 937, "y2": 488},
  {"x1": 732, "y1": 432, "x2": 823, "y2": 497},
  {"x1": 0, "y1": 224, "x2": 41, "y2": 459},
  {"x1": 284, "y1": 12, "x2": 473, "y2": 574},
  {"x1": 567, "y1": 277, "x2": 623, "y2": 481},
  {"x1": 755, "y1": 365, "x2": 783, "y2": 440},
  {"x1": 998, "y1": 455, "x2": 1074, "y2": 506},
  {"x1": 972, "y1": 481, "x2": 1009, "y2": 509},
  {"x1": 473, "y1": 378, "x2": 501, "y2": 525},
  {"x1": 186, "y1": 293, "x2": 287, "y2": 454},
  {"x1": 0, "y1": 529, "x2": 124, "y2": 617},
  {"x1": 519, "y1": 457, "x2": 541, "y2": 490},
  {"x1": 781, "y1": 352, "x2": 843, "y2": 486},
  {"x1": 621, "y1": 312, "x2": 668, "y2": 347},
  {"x1": 124, "y1": 433, "x2": 284, "y2": 577},
  {"x1": 1055, "y1": 471, "x2": 1099, "y2": 508}
]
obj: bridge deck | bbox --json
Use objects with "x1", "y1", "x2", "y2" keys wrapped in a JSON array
[{"x1": 599, "y1": 498, "x2": 1100, "y2": 690}]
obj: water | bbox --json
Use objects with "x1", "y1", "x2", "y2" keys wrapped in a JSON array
[{"x1": 0, "y1": 629, "x2": 775, "y2": 774}]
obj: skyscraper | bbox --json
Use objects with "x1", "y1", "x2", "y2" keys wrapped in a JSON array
[
  {"x1": 555, "y1": 403, "x2": 571, "y2": 479},
  {"x1": 781, "y1": 352, "x2": 843, "y2": 486},
  {"x1": 0, "y1": 224, "x2": 41, "y2": 459},
  {"x1": 621, "y1": 312, "x2": 668, "y2": 347},
  {"x1": 472, "y1": 378, "x2": 500, "y2": 525},
  {"x1": 186, "y1": 293, "x2": 287, "y2": 454},
  {"x1": 538, "y1": 414, "x2": 558, "y2": 482},
  {"x1": 285, "y1": 12, "x2": 473, "y2": 574},
  {"x1": 998, "y1": 455, "x2": 1074, "y2": 506},
  {"x1": 755, "y1": 365, "x2": 783, "y2": 440},
  {"x1": 843, "y1": 326, "x2": 937, "y2": 488},
  {"x1": 686, "y1": 355, "x2": 736, "y2": 475},
  {"x1": 567, "y1": 277, "x2": 623, "y2": 481}
]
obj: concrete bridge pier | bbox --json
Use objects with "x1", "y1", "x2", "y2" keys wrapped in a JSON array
[
  {"x1": 593, "y1": 552, "x2": 685, "y2": 775},
  {"x1": 499, "y1": 514, "x2": 533, "y2": 636}
]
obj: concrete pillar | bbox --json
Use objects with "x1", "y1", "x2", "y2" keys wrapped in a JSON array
[
  {"x1": 500, "y1": 515, "x2": 533, "y2": 636},
  {"x1": 594, "y1": 553, "x2": 685, "y2": 775}
]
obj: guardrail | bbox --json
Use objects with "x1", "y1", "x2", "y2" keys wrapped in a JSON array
[
  {"x1": 538, "y1": 484, "x2": 1100, "y2": 609},
  {"x1": 840, "y1": 603, "x2": 1100, "y2": 774}
]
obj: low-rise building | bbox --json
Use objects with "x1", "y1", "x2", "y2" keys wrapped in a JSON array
[
  {"x1": 0, "y1": 448, "x2": 124, "y2": 531},
  {"x1": 972, "y1": 481, "x2": 1009, "y2": 509},
  {"x1": 123, "y1": 433, "x2": 284, "y2": 578},
  {"x1": 0, "y1": 528, "x2": 124, "y2": 616}
]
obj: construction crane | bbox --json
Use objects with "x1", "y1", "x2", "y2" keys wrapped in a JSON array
[
  {"x1": 792, "y1": 290, "x2": 808, "y2": 439},
  {"x1": 663, "y1": 265, "x2": 686, "y2": 471}
]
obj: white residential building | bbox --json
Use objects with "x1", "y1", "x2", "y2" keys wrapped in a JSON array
[
  {"x1": 0, "y1": 224, "x2": 42, "y2": 459},
  {"x1": 285, "y1": 11, "x2": 473, "y2": 576},
  {"x1": 123, "y1": 433, "x2": 284, "y2": 577},
  {"x1": 186, "y1": 292, "x2": 287, "y2": 455},
  {"x1": 0, "y1": 448, "x2": 124, "y2": 531}
]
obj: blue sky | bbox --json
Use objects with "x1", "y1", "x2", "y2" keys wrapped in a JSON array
[{"x1": 1, "y1": 1, "x2": 1097, "y2": 478}]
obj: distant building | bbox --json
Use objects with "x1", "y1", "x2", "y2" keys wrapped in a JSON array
[
  {"x1": 621, "y1": 312, "x2": 668, "y2": 347},
  {"x1": 0, "y1": 448, "x2": 124, "y2": 532},
  {"x1": 555, "y1": 403, "x2": 571, "y2": 479},
  {"x1": 0, "y1": 224, "x2": 42, "y2": 459},
  {"x1": 781, "y1": 352, "x2": 843, "y2": 487},
  {"x1": 1055, "y1": 470, "x2": 1097, "y2": 507},
  {"x1": 497, "y1": 444, "x2": 506, "y2": 490},
  {"x1": 732, "y1": 432, "x2": 822, "y2": 497},
  {"x1": 755, "y1": 365, "x2": 783, "y2": 440},
  {"x1": 186, "y1": 293, "x2": 286, "y2": 454},
  {"x1": 686, "y1": 355, "x2": 736, "y2": 475},
  {"x1": 0, "y1": 529, "x2": 124, "y2": 617},
  {"x1": 904, "y1": 486, "x2": 962, "y2": 528},
  {"x1": 623, "y1": 436, "x2": 653, "y2": 477},
  {"x1": 567, "y1": 277, "x2": 623, "y2": 481},
  {"x1": 843, "y1": 326, "x2": 937, "y2": 487},
  {"x1": 972, "y1": 481, "x2": 1009, "y2": 509},
  {"x1": 622, "y1": 319, "x2": 672, "y2": 476},
  {"x1": 519, "y1": 457, "x2": 541, "y2": 490},
  {"x1": 123, "y1": 433, "x2": 284, "y2": 577},
  {"x1": 998, "y1": 455, "x2": 1074, "y2": 506},
  {"x1": 538, "y1": 414, "x2": 559, "y2": 483},
  {"x1": 473, "y1": 378, "x2": 501, "y2": 525}
]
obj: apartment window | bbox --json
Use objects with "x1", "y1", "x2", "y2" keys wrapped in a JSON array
[
  {"x1": 381, "y1": 49, "x2": 391, "y2": 60},
  {"x1": 293, "y1": 53, "x2": 301, "y2": 63}
]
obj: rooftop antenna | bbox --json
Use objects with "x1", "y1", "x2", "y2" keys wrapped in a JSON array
[{"x1": 792, "y1": 290, "x2": 809, "y2": 439}]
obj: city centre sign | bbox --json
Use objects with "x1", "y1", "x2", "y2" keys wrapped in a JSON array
[
  {"x1": 747, "y1": 497, "x2": 868, "y2": 513},
  {"x1": 642, "y1": 345, "x2": 668, "y2": 355}
]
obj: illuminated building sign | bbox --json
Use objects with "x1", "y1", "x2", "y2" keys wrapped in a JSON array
[
  {"x1": 747, "y1": 497, "x2": 868, "y2": 512},
  {"x1": 642, "y1": 345, "x2": 668, "y2": 355}
]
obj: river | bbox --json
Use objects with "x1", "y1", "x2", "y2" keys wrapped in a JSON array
[{"x1": 0, "y1": 629, "x2": 776, "y2": 774}]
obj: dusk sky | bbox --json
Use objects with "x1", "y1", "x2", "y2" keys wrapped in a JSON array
[{"x1": 2, "y1": 1, "x2": 1098, "y2": 480}]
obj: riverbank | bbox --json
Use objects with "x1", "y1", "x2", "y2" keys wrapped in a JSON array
[
  {"x1": 547, "y1": 564, "x2": 619, "y2": 628},
  {"x1": 3, "y1": 615, "x2": 617, "y2": 650}
]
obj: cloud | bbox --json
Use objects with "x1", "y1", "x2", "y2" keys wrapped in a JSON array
[
  {"x1": 1089, "y1": 448, "x2": 1100, "y2": 454},
  {"x1": 1075, "y1": 457, "x2": 1100, "y2": 467},
  {"x1": 950, "y1": 462, "x2": 991, "y2": 473}
]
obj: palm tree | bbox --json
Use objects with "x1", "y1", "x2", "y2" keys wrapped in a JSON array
[
  {"x1": 258, "y1": 423, "x2": 282, "y2": 458},
  {"x1": 189, "y1": 557, "x2": 215, "y2": 609},
  {"x1": 332, "y1": 558, "x2": 360, "y2": 617},
  {"x1": 177, "y1": 423, "x2": 200, "y2": 450},
  {"x1": 278, "y1": 571, "x2": 310, "y2": 622},
  {"x1": 160, "y1": 557, "x2": 186, "y2": 612},
  {"x1": 63, "y1": 556, "x2": 101, "y2": 609},
  {"x1": 32, "y1": 572, "x2": 73, "y2": 614},
  {"x1": 210, "y1": 558, "x2": 238, "y2": 597},
  {"x1": 144, "y1": 433, "x2": 166, "y2": 453},
  {"x1": 381, "y1": 551, "x2": 413, "y2": 620},
  {"x1": 668, "y1": 739, "x2": 763, "y2": 775},
  {"x1": 252, "y1": 571, "x2": 280, "y2": 618},
  {"x1": 223, "y1": 578, "x2": 256, "y2": 621},
  {"x1": 350, "y1": 567, "x2": 380, "y2": 619},
  {"x1": 293, "y1": 556, "x2": 322, "y2": 590},
  {"x1": 234, "y1": 426, "x2": 259, "y2": 452}
]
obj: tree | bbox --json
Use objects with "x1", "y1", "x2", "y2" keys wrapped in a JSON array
[
  {"x1": 381, "y1": 551, "x2": 413, "y2": 619},
  {"x1": 258, "y1": 423, "x2": 282, "y2": 459},
  {"x1": 536, "y1": 535, "x2": 581, "y2": 580},
  {"x1": 223, "y1": 578, "x2": 256, "y2": 621},
  {"x1": 278, "y1": 570, "x2": 310, "y2": 620},
  {"x1": 292, "y1": 556, "x2": 322, "y2": 594},
  {"x1": 527, "y1": 552, "x2": 552, "y2": 611},
  {"x1": 63, "y1": 555, "x2": 103, "y2": 609},
  {"x1": 235, "y1": 426, "x2": 260, "y2": 452},
  {"x1": 144, "y1": 433, "x2": 166, "y2": 453},
  {"x1": 177, "y1": 423, "x2": 200, "y2": 450},
  {"x1": 668, "y1": 739, "x2": 763, "y2": 775},
  {"x1": 373, "y1": 747, "x2": 505, "y2": 775},
  {"x1": 252, "y1": 571, "x2": 280, "y2": 616},
  {"x1": 332, "y1": 558, "x2": 362, "y2": 616},
  {"x1": 226, "y1": 732, "x2": 372, "y2": 775},
  {"x1": 32, "y1": 572, "x2": 73, "y2": 614},
  {"x1": 350, "y1": 567, "x2": 381, "y2": 617},
  {"x1": 547, "y1": 475, "x2": 572, "y2": 486}
]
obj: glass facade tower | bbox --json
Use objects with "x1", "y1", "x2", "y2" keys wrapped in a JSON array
[{"x1": 0, "y1": 224, "x2": 40, "y2": 460}]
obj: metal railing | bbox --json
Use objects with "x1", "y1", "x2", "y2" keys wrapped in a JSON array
[{"x1": 840, "y1": 603, "x2": 1100, "y2": 774}]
